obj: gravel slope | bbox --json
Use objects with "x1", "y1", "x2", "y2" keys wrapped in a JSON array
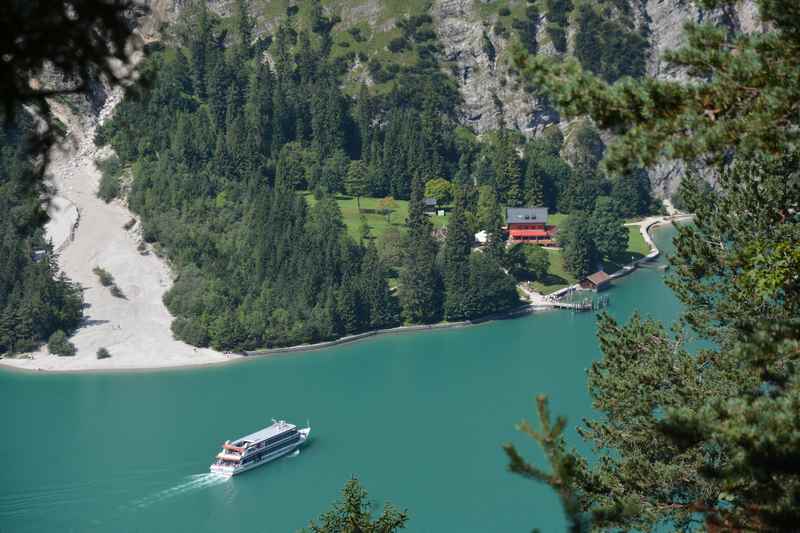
[{"x1": 3, "y1": 91, "x2": 230, "y2": 372}]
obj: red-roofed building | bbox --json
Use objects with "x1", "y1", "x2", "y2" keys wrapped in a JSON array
[{"x1": 505, "y1": 208, "x2": 557, "y2": 245}]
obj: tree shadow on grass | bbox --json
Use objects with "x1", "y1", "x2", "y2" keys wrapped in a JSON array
[
  {"x1": 602, "y1": 251, "x2": 645, "y2": 273},
  {"x1": 531, "y1": 273, "x2": 571, "y2": 293}
]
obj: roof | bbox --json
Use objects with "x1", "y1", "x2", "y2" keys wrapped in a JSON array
[
  {"x1": 584, "y1": 271, "x2": 611, "y2": 285},
  {"x1": 234, "y1": 420, "x2": 296, "y2": 444},
  {"x1": 423, "y1": 197, "x2": 438, "y2": 206},
  {"x1": 507, "y1": 207, "x2": 548, "y2": 225},
  {"x1": 509, "y1": 229, "x2": 552, "y2": 238}
]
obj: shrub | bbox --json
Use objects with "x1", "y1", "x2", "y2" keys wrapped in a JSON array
[
  {"x1": 48, "y1": 330, "x2": 76, "y2": 356},
  {"x1": 498, "y1": 6, "x2": 511, "y2": 17},
  {"x1": 96, "y1": 347, "x2": 111, "y2": 359},
  {"x1": 109, "y1": 285, "x2": 126, "y2": 299},
  {"x1": 123, "y1": 218, "x2": 136, "y2": 230},
  {"x1": 96, "y1": 155, "x2": 122, "y2": 202},
  {"x1": 348, "y1": 27, "x2": 366, "y2": 42},
  {"x1": 92, "y1": 266, "x2": 114, "y2": 287},
  {"x1": 388, "y1": 36, "x2": 409, "y2": 53}
]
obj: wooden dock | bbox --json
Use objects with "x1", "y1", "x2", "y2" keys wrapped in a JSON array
[{"x1": 550, "y1": 300, "x2": 593, "y2": 311}]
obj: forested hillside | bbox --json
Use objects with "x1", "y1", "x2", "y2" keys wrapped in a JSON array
[
  {"x1": 96, "y1": 0, "x2": 656, "y2": 350},
  {"x1": 0, "y1": 116, "x2": 83, "y2": 355}
]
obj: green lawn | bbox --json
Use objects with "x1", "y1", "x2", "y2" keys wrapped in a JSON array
[
  {"x1": 530, "y1": 249, "x2": 577, "y2": 294},
  {"x1": 626, "y1": 225, "x2": 651, "y2": 256},
  {"x1": 302, "y1": 193, "x2": 449, "y2": 240}
]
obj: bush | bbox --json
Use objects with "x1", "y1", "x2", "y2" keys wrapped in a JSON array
[
  {"x1": 348, "y1": 27, "x2": 366, "y2": 42},
  {"x1": 388, "y1": 37, "x2": 409, "y2": 53},
  {"x1": 93, "y1": 266, "x2": 114, "y2": 287},
  {"x1": 48, "y1": 330, "x2": 76, "y2": 356},
  {"x1": 96, "y1": 155, "x2": 122, "y2": 202},
  {"x1": 498, "y1": 6, "x2": 511, "y2": 16},
  {"x1": 109, "y1": 285, "x2": 126, "y2": 299},
  {"x1": 493, "y1": 21, "x2": 508, "y2": 37},
  {"x1": 123, "y1": 218, "x2": 136, "y2": 230},
  {"x1": 96, "y1": 347, "x2": 111, "y2": 359}
]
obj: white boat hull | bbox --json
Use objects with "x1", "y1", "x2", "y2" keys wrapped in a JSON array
[{"x1": 210, "y1": 427, "x2": 310, "y2": 477}]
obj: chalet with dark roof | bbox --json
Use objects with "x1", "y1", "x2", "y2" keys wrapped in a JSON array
[{"x1": 505, "y1": 207, "x2": 557, "y2": 245}]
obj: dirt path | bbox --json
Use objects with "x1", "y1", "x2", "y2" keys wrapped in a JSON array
[{"x1": 3, "y1": 92, "x2": 229, "y2": 372}]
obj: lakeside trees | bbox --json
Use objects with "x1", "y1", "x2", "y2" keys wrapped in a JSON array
[
  {"x1": 0, "y1": 1, "x2": 140, "y2": 355},
  {"x1": 99, "y1": 2, "x2": 534, "y2": 349},
  {"x1": 0, "y1": 120, "x2": 83, "y2": 355},
  {"x1": 508, "y1": 0, "x2": 800, "y2": 530}
]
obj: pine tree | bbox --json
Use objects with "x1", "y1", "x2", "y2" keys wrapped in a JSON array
[
  {"x1": 399, "y1": 177, "x2": 442, "y2": 323},
  {"x1": 558, "y1": 211, "x2": 597, "y2": 279},
  {"x1": 207, "y1": 60, "x2": 229, "y2": 132},
  {"x1": 189, "y1": 2, "x2": 210, "y2": 98},
  {"x1": 494, "y1": 130, "x2": 523, "y2": 206},
  {"x1": 476, "y1": 185, "x2": 506, "y2": 263},
  {"x1": 355, "y1": 83, "x2": 372, "y2": 159},
  {"x1": 305, "y1": 477, "x2": 408, "y2": 533},
  {"x1": 360, "y1": 243, "x2": 400, "y2": 329},
  {"x1": 523, "y1": 155, "x2": 545, "y2": 207},
  {"x1": 610, "y1": 170, "x2": 651, "y2": 218},
  {"x1": 510, "y1": 2, "x2": 800, "y2": 530},
  {"x1": 443, "y1": 190, "x2": 473, "y2": 320},
  {"x1": 590, "y1": 198, "x2": 627, "y2": 260},
  {"x1": 345, "y1": 160, "x2": 369, "y2": 210},
  {"x1": 234, "y1": 0, "x2": 253, "y2": 58}
]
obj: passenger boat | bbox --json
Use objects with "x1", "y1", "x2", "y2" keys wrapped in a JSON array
[{"x1": 210, "y1": 419, "x2": 311, "y2": 476}]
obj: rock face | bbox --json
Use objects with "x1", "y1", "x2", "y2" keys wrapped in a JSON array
[
  {"x1": 432, "y1": 0, "x2": 558, "y2": 135},
  {"x1": 430, "y1": 0, "x2": 760, "y2": 195},
  {"x1": 642, "y1": 0, "x2": 761, "y2": 195}
]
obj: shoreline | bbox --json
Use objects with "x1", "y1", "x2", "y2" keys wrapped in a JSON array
[{"x1": 0, "y1": 216, "x2": 688, "y2": 375}]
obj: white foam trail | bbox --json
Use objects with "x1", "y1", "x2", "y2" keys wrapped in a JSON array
[{"x1": 129, "y1": 473, "x2": 228, "y2": 509}]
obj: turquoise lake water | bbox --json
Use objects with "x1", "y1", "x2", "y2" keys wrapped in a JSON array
[{"x1": 0, "y1": 226, "x2": 683, "y2": 532}]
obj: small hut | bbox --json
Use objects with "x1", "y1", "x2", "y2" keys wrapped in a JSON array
[
  {"x1": 423, "y1": 197, "x2": 438, "y2": 214},
  {"x1": 580, "y1": 271, "x2": 611, "y2": 291}
]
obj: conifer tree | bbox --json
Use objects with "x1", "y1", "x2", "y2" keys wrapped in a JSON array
[
  {"x1": 523, "y1": 155, "x2": 545, "y2": 207},
  {"x1": 476, "y1": 185, "x2": 506, "y2": 263},
  {"x1": 509, "y1": 1, "x2": 800, "y2": 530},
  {"x1": 399, "y1": 177, "x2": 442, "y2": 323},
  {"x1": 234, "y1": 0, "x2": 253, "y2": 58},
  {"x1": 590, "y1": 198, "x2": 627, "y2": 260},
  {"x1": 345, "y1": 160, "x2": 369, "y2": 210},
  {"x1": 305, "y1": 477, "x2": 408, "y2": 533},
  {"x1": 494, "y1": 130, "x2": 523, "y2": 206},
  {"x1": 443, "y1": 190, "x2": 474, "y2": 321},
  {"x1": 558, "y1": 211, "x2": 597, "y2": 278},
  {"x1": 360, "y1": 243, "x2": 400, "y2": 329},
  {"x1": 188, "y1": 2, "x2": 210, "y2": 98}
]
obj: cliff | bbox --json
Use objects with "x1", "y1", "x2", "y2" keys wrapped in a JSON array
[{"x1": 135, "y1": 0, "x2": 762, "y2": 196}]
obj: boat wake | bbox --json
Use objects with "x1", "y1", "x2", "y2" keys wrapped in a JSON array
[{"x1": 128, "y1": 473, "x2": 228, "y2": 509}]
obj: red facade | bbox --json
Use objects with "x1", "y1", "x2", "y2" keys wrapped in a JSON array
[{"x1": 507, "y1": 223, "x2": 557, "y2": 245}]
